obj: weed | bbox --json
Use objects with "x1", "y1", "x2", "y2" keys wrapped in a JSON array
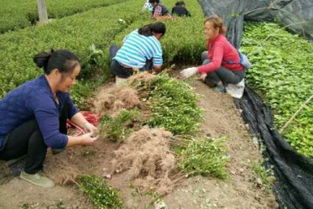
[
  {"x1": 251, "y1": 160, "x2": 275, "y2": 193},
  {"x1": 20, "y1": 204, "x2": 31, "y2": 209}
]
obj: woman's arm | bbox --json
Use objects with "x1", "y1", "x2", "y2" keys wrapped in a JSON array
[
  {"x1": 70, "y1": 112, "x2": 89, "y2": 129},
  {"x1": 154, "y1": 15, "x2": 172, "y2": 20},
  {"x1": 70, "y1": 112, "x2": 98, "y2": 136},
  {"x1": 66, "y1": 112, "x2": 99, "y2": 147},
  {"x1": 67, "y1": 132, "x2": 98, "y2": 147},
  {"x1": 198, "y1": 43, "x2": 224, "y2": 74}
]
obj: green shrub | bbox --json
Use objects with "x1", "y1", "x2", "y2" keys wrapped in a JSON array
[
  {"x1": 79, "y1": 175, "x2": 122, "y2": 209},
  {"x1": 100, "y1": 109, "x2": 140, "y2": 142},
  {"x1": 110, "y1": 0, "x2": 206, "y2": 66},
  {"x1": 0, "y1": 0, "x2": 143, "y2": 107},
  {"x1": 178, "y1": 137, "x2": 229, "y2": 179},
  {"x1": 0, "y1": 0, "x2": 126, "y2": 33},
  {"x1": 146, "y1": 73, "x2": 202, "y2": 135}
]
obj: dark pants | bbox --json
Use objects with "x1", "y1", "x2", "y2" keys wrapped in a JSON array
[
  {"x1": 0, "y1": 103, "x2": 68, "y2": 174},
  {"x1": 201, "y1": 51, "x2": 246, "y2": 87},
  {"x1": 109, "y1": 45, "x2": 153, "y2": 78}
]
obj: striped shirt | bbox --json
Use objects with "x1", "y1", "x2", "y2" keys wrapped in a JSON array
[{"x1": 113, "y1": 30, "x2": 163, "y2": 69}]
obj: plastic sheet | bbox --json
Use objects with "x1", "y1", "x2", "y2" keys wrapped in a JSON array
[
  {"x1": 234, "y1": 86, "x2": 313, "y2": 209},
  {"x1": 198, "y1": 0, "x2": 313, "y2": 48}
]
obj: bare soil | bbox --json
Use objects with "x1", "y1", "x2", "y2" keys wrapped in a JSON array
[{"x1": 0, "y1": 78, "x2": 277, "y2": 209}]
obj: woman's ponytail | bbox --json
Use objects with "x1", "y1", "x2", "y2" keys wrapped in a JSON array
[
  {"x1": 33, "y1": 49, "x2": 80, "y2": 75},
  {"x1": 33, "y1": 51, "x2": 52, "y2": 73},
  {"x1": 138, "y1": 25, "x2": 153, "y2": 36},
  {"x1": 138, "y1": 22, "x2": 166, "y2": 37}
]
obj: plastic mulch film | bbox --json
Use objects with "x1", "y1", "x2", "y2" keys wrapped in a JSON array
[
  {"x1": 198, "y1": 1, "x2": 313, "y2": 208},
  {"x1": 198, "y1": 0, "x2": 313, "y2": 48},
  {"x1": 234, "y1": 86, "x2": 313, "y2": 209}
]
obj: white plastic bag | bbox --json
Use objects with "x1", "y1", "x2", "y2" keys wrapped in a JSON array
[{"x1": 225, "y1": 79, "x2": 245, "y2": 98}]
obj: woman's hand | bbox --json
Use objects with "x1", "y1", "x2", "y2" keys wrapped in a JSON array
[
  {"x1": 83, "y1": 122, "x2": 99, "y2": 138},
  {"x1": 80, "y1": 132, "x2": 99, "y2": 145},
  {"x1": 67, "y1": 131, "x2": 98, "y2": 147},
  {"x1": 180, "y1": 67, "x2": 198, "y2": 78},
  {"x1": 199, "y1": 73, "x2": 207, "y2": 81}
]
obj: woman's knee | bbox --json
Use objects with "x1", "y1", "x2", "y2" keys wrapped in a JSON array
[
  {"x1": 202, "y1": 59, "x2": 210, "y2": 65},
  {"x1": 109, "y1": 45, "x2": 120, "y2": 60},
  {"x1": 201, "y1": 51, "x2": 208, "y2": 62}
]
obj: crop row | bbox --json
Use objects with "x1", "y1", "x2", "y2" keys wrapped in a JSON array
[
  {"x1": 0, "y1": 0, "x2": 126, "y2": 33},
  {"x1": 241, "y1": 22, "x2": 313, "y2": 157},
  {"x1": 0, "y1": 0, "x2": 144, "y2": 106}
]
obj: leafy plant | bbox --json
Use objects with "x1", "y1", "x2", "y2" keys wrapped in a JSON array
[
  {"x1": 145, "y1": 73, "x2": 202, "y2": 135},
  {"x1": 101, "y1": 109, "x2": 140, "y2": 142},
  {"x1": 79, "y1": 44, "x2": 107, "y2": 80},
  {"x1": 251, "y1": 160, "x2": 275, "y2": 193},
  {"x1": 241, "y1": 22, "x2": 313, "y2": 157},
  {"x1": 178, "y1": 137, "x2": 230, "y2": 179},
  {"x1": 79, "y1": 175, "x2": 122, "y2": 209}
]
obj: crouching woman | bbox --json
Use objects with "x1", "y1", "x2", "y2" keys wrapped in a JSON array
[
  {"x1": 0, "y1": 49, "x2": 98, "y2": 188},
  {"x1": 109, "y1": 22, "x2": 166, "y2": 83},
  {"x1": 180, "y1": 15, "x2": 248, "y2": 93}
]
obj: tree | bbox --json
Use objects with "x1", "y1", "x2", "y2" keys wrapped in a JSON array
[{"x1": 37, "y1": 0, "x2": 48, "y2": 23}]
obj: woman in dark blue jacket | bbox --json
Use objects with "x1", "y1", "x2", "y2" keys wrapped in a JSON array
[{"x1": 0, "y1": 49, "x2": 98, "y2": 188}]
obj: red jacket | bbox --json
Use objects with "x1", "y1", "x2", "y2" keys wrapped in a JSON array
[{"x1": 198, "y1": 35, "x2": 244, "y2": 74}]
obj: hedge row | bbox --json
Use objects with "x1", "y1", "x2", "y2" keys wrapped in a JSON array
[
  {"x1": 111, "y1": 0, "x2": 206, "y2": 65},
  {"x1": 0, "y1": 0, "x2": 210, "y2": 107},
  {"x1": 241, "y1": 22, "x2": 313, "y2": 157},
  {"x1": 0, "y1": 0, "x2": 125, "y2": 33},
  {"x1": 0, "y1": 0, "x2": 143, "y2": 107}
]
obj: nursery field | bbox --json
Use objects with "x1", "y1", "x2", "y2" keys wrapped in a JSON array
[
  {"x1": 0, "y1": 0, "x2": 127, "y2": 33},
  {"x1": 0, "y1": 0, "x2": 312, "y2": 208}
]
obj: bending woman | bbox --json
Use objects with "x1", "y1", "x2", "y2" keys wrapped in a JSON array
[
  {"x1": 110, "y1": 21, "x2": 166, "y2": 81},
  {"x1": 0, "y1": 50, "x2": 98, "y2": 188},
  {"x1": 180, "y1": 15, "x2": 247, "y2": 92}
]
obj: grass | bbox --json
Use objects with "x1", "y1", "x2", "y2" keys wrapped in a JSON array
[{"x1": 251, "y1": 160, "x2": 275, "y2": 193}]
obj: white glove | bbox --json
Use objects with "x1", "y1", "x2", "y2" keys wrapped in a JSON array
[
  {"x1": 200, "y1": 73, "x2": 207, "y2": 81},
  {"x1": 180, "y1": 67, "x2": 198, "y2": 78}
]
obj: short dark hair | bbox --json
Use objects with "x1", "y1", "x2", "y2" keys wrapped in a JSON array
[
  {"x1": 149, "y1": 0, "x2": 160, "y2": 3},
  {"x1": 138, "y1": 22, "x2": 166, "y2": 37},
  {"x1": 33, "y1": 49, "x2": 80, "y2": 75},
  {"x1": 175, "y1": 1, "x2": 185, "y2": 6}
]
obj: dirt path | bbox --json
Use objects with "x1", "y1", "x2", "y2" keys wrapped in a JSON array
[
  {"x1": 163, "y1": 80, "x2": 277, "y2": 209},
  {"x1": 0, "y1": 80, "x2": 277, "y2": 209}
]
